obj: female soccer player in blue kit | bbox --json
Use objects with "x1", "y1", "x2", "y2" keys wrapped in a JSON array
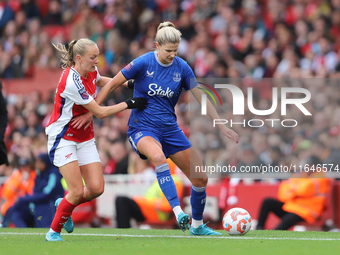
[{"x1": 75, "y1": 21, "x2": 239, "y2": 235}]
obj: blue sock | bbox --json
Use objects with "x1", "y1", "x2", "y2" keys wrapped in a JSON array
[
  {"x1": 156, "y1": 163, "x2": 180, "y2": 209},
  {"x1": 190, "y1": 185, "x2": 206, "y2": 221}
]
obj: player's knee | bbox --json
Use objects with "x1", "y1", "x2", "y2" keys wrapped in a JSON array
[
  {"x1": 70, "y1": 189, "x2": 85, "y2": 202},
  {"x1": 89, "y1": 184, "x2": 104, "y2": 198},
  {"x1": 191, "y1": 176, "x2": 208, "y2": 187},
  {"x1": 94, "y1": 188, "x2": 104, "y2": 198},
  {"x1": 151, "y1": 153, "x2": 167, "y2": 166}
]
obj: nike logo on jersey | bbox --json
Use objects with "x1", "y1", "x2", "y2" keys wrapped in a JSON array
[
  {"x1": 146, "y1": 71, "x2": 154, "y2": 77},
  {"x1": 148, "y1": 83, "x2": 174, "y2": 98},
  {"x1": 131, "y1": 100, "x2": 135, "y2": 103}
]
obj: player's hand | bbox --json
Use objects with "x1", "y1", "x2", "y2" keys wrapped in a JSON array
[
  {"x1": 71, "y1": 111, "x2": 93, "y2": 130},
  {"x1": 221, "y1": 126, "x2": 239, "y2": 144},
  {"x1": 127, "y1": 79, "x2": 135, "y2": 89},
  {"x1": 125, "y1": 97, "x2": 148, "y2": 110}
]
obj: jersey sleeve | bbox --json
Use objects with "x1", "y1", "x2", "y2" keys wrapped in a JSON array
[
  {"x1": 121, "y1": 55, "x2": 145, "y2": 80},
  {"x1": 62, "y1": 72, "x2": 94, "y2": 105},
  {"x1": 182, "y1": 63, "x2": 198, "y2": 91}
]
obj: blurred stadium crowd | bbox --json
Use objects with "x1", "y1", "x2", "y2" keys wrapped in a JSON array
[{"x1": 1, "y1": 0, "x2": 340, "y2": 183}]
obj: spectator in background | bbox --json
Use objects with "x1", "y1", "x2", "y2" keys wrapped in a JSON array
[
  {"x1": 108, "y1": 141, "x2": 129, "y2": 175},
  {"x1": 20, "y1": 0, "x2": 40, "y2": 20},
  {"x1": 25, "y1": 110, "x2": 44, "y2": 138},
  {"x1": 1, "y1": 156, "x2": 36, "y2": 227},
  {"x1": 0, "y1": 1, "x2": 15, "y2": 35},
  {"x1": 236, "y1": 143, "x2": 265, "y2": 174},
  {"x1": 3, "y1": 153, "x2": 64, "y2": 228},
  {"x1": 256, "y1": 156, "x2": 330, "y2": 230},
  {"x1": 43, "y1": 0, "x2": 63, "y2": 25}
]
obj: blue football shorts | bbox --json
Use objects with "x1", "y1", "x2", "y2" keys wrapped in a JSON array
[{"x1": 127, "y1": 127, "x2": 191, "y2": 160}]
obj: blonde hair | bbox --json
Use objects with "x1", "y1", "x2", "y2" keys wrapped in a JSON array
[
  {"x1": 155, "y1": 21, "x2": 182, "y2": 46},
  {"x1": 52, "y1": 38, "x2": 96, "y2": 69}
]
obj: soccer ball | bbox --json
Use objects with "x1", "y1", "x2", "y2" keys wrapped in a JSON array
[{"x1": 222, "y1": 207, "x2": 252, "y2": 235}]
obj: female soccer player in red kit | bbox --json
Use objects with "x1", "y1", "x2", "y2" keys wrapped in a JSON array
[{"x1": 45, "y1": 38, "x2": 147, "y2": 241}]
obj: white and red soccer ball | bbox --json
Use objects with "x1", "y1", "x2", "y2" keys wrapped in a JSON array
[{"x1": 222, "y1": 207, "x2": 252, "y2": 235}]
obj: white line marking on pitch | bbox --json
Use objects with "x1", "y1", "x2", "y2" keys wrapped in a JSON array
[{"x1": 0, "y1": 232, "x2": 340, "y2": 241}]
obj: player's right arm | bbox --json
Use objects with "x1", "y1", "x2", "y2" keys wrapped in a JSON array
[{"x1": 96, "y1": 71, "x2": 127, "y2": 105}]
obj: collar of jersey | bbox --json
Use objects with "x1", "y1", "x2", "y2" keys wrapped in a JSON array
[
  {"x1": 154, "y1": 51, "x2": 174, "y2": 67},
  {"x1": 71, "y1": 66, "x2": 93, "y2": 79},
  {"x1": 71, "y1": 67, "x2": 81, "y2": 77}
]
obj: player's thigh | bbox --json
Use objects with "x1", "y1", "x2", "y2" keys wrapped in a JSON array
[
  {"x1": 76, "y1": 139, "x2": 101, "y2": 167},
  {"x1": 137, "y1": 136, "x2": 162, "y2": 155},
  {"x1": 48, "y1": 137, "x2": 78, "y2": 168},
  {"x1": 128, "y1": 129, "x2": 167, "y2": 164},
  {"x1": 136, "y1": 136, "x2": 167, "y2": 165},
  {"x1": 77, "y1": 139, "x2": 103, "y2": 191},
  {"x1": 59, "y1": 160, "x2": 84, "y2": 195},
  {"x1": 51, "y1": 143, "x2": 84, "y2": 194},
  {"x1": 80, "y1": 162, "x2": 104, "y2": 192},
  {"x1": 139, "y1": 136, "x2": 168, "y2": 164}
]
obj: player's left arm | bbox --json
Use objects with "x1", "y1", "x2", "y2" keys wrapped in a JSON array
[
  {"x1": 97, "y1": 76, "x2": 130, "y2": 88},
  {"x1": 191, "y1": 86, "x2": 239, "y2": 143},
  {"x1": 96, "y1": 76, "x2": 112, "y2": 87},
  {"x1": 72, "y1": 72, "x2": 128, "y2": 129}
]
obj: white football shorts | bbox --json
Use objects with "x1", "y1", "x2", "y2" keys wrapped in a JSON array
[{"x1": 47, "y1": 137, "x2": 101, "y2": 167}]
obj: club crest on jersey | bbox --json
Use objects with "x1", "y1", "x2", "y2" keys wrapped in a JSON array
[
  {"x1": 124, "y1": 61, "x2": 135, "y2": 71},
  {"x1": 78, "y1": 87, "x2": 89, "y2": 99},
  {"x1": 173, "y1": 72, "x2": 181, "y2": 82}
]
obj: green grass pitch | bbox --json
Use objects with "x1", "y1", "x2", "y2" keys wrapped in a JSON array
[{"x1": 1, "y1": 228, "x2": 340, "y2": 255}]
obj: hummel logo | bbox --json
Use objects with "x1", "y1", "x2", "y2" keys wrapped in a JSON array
[
  {"x1": 65, "y1": 153, "x2": 73, "y2": 159},
  {"x1": 146, "y1": 71, "x2": 154, "y2": 77}
]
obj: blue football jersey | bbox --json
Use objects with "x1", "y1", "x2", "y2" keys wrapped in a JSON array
[{"x1": 121, "y1": 51, "x2": 198, "y2": 129}]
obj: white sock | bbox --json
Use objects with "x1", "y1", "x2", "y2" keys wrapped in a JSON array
[
  {"x1": 192, "y1": 219, "x2": 203, "y2": 228},
  {"x1": 173, "y1": 206, "x2": 183, "y2": 219},
  {"x1": 48, "y1": 228, "x2": 56, "y2": 233}
]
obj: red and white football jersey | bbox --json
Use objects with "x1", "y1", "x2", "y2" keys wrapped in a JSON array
[{"x1": 46, "y1": 67, "x2": 100, "y2": 142}]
